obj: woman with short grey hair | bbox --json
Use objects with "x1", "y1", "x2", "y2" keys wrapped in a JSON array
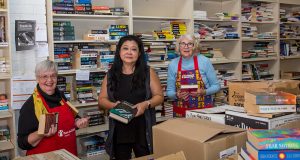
[{"x1": 18, "y1": 60, "x2": 89, "y2": 156}]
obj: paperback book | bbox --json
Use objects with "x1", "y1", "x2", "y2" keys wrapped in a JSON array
[
  {"x1": 247, "y1": 129, "x2": 300, "y2": 150},
  {"x1": 246, "y1": 141, "x2": 300, "y2": 160},
  {"x1": 244, "y1": 91, "x2": 297, "y2": 105},
  {"x1": 109, "y1": 101, "x2": 137, "y2": 124}
]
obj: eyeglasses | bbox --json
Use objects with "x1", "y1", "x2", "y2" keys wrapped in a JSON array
[
  {"x1": 39, "y1": 74, "x2": 57, "y2": 81},
  {"x1": 179, "y1": 42, "x2": 194, "y2": 48}
]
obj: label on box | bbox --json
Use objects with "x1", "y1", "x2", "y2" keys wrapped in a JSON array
[{"x1": 219, "y1": 146, "x2": 237, "y2": 159}]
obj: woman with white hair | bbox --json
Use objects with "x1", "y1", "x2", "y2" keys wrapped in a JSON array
[
  {"x1": 166, "y1": 34, "x2": 220, "y2": 117},
  {"x1": 17, "y1": 60, "x2": 89, "y2": 156}
]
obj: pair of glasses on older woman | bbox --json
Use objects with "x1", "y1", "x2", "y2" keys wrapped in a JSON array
[
  {"x1": 39, "y1": 74, "x2": 57, "y2": 81},
  {"x1": 179, "y1": 42, "x2": 194, "y2": 48}
]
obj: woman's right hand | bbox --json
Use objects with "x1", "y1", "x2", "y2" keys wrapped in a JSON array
[
  {"x1": 44, "y1": 124, "x2": 57, "y2": 137},
  {"x1": 112, "y1": 101, "x2": 121, "y2": 108},
  {"x1": 176, "y1": 91, "x2": 189, "y2": 101}
]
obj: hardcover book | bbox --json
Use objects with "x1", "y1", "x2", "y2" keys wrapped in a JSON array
[
  {"x1": 38, "y1": 113, "x2": 59, "y2": 135},
  {"x1": 246, "y1": 141, "x2": 300, "y2": 160},
  {"x1": 109, "y1": 101, "x2": 137, "y2": 124},
  {"x1": 180, "y1": 84, "x2": 198, "y2": 92},
  {"x1": 244, "y1": 91, "x2": 297, "y2": 105},
  {"x1": 244, "y1": 102, "x2": 296, "y2": 114},
  {"x1": 247, "y1": 129, "x2": 300, "y2": 150}
]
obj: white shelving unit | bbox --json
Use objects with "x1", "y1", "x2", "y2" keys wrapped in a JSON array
[
  {"x1": 0, "y1": 0, "x2": 16, "y2": 158},
  {"x1": 45, "y1": 0, "x2": 300, "y2": 157},
  {"x1": 279, "y1": 0, "x2": 300, "y2": 79}
]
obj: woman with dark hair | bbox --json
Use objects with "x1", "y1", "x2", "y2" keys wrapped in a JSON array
[{"x1": 98, "y1": 35, "x2": 164, "y2": 160}]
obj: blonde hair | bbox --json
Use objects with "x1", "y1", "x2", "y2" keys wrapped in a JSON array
[{"x1": 175, "y1": 34, "x2": 199, "y2": 54}]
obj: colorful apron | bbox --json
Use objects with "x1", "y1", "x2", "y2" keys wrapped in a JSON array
[
  {"x1": 26, "y1": 97, "x2": 77, "y2": 156},
  {"x1": 173, "y1": 56, "x2": 213, "y2": 117}
]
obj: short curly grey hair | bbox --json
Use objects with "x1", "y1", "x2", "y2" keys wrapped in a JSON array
[
  {"x1": 35, "y1": 60, "x2": 58, "y2": 78},
  {"x1": 175, "y1": 34, "x2": 199, "y2": 54}
]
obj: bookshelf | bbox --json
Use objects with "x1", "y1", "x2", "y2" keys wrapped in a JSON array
[
  {"x1": 46, "y1": 0, "x2": 299, "y2": 157},
  {"x1": 279, "y1": 0, "x2": 300, "y2": 79},
  {"x1": 0, "y1": 0, "x2": 16, "y2": 159}
]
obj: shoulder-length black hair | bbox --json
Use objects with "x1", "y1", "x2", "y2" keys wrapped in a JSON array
[{"x1": 108, "y1": 35, "x2": 147, "y2": 91}]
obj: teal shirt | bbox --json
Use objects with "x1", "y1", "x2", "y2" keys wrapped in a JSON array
[{"x1": 166, "y1": 54, "x2": 221, "y2": 100}]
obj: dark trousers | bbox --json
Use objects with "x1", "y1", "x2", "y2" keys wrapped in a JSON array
[{"x1": 114, "y1": 142, "x2": 150, "y2": 160}]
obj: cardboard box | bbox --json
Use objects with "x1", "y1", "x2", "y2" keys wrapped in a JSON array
[
  {"x1": 153, "y1": 118, "x2": 247, "y2": 160},
  {"x1": 228, "y1": 80, "x2": 269, "y2": 107},
  {"x1": 132, "y1": 151, "x2": 186, "y2": 160},
  {"x1": 228, "y1": 80, "x2": 300, "y2": 107},
  {"x1": 225, "y1": 111, "x2": 300, "y2": 129},
  {"x1": 14, "y1": 149, "x2": 80, "y2": 160}
]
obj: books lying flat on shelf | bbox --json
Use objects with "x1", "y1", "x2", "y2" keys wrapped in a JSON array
[
  {"x1": 109, "y1": 101, "x2": 137, "y2": 124},
  {"x1": 38, "y1": 113, "x2": 59, "y2": 135},
  {"x1": 247, "y1": 129, "x2": 300, "y2": 150}
]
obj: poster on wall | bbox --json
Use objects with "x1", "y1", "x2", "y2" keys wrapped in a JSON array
[{"x1": 15, "y1": 20, "x2": 36, "y2": 51}]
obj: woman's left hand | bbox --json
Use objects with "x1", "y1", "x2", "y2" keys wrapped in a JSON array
[
  {"x1": 190, "y1": 88, "x2": 206, "y2": 97},
  {"x1": 134, "y1": 101, "x2": 149, "y2": 117},
  {"x1": 75, "y1": 117, "x2": 90, "y2": 129}
]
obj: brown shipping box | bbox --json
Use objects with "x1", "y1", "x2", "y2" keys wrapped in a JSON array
[
  {"x1": 228, "y1": 80, "x2": 300, "y2": 107},
  {"x1": 153, "y1": 118, "x2": 247, "y2": 160},
  {"x1": 132, "y1": 151, "x2": 187, "y2": 160}
]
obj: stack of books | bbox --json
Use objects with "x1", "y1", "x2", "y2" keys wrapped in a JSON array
[
  {"x1": 242, "y1": 63, "x2": 274, "y2": 80},
  {"x1": 242, "y1": 1, "x2": 275, "y2": 22},
  {"x1": 109, "y1": 25, "x2": 129, "y2": 40},
  {"x1": 144, "y1": 42, "x2": 167, "y2": 62},
  {"x1": 0, "y1": 57, "x2": 8, "y2": 73},
  {"x1": 83, "y1": 109, "x2": 105, "y2": 127},
  {"x1": 57, "y1": 76, "x2": 73, "y2": 101},
  {"x1": 74, "y1": 0, "x2": 92, "y2": 15},
  {"x1": 242, "y1": 42, "x2": 276, "y2": 59},
  {"x1": 76, "y1": 79, "x2": 97, "y2": 104},
  {"x1": 79, "y1": 135, "x2": 106, "y2": 157},
  {"x1": 0, "y1": 16, "x2": 6, "y2": 43},
  {"x1": 0, "y1": 94, "x2": 8, "y2": 111},
  {"x1": 240, "y1": 129, "x2": 300, "y2": 160},
  {"x1": 0, "y1": 125, "x2": 10, "y2": 141},
  {"x1": 53, "y1": 21, "x2": 75, "y2": 41},
  {"x1": 244, "y1": 91, "x2": 297, "y2": 118},
  {"x1": 52, "y1": 0, "x2": 75, "y2": 14},
  {"x1": 54, "y1": 43, "x2": 74, "y2": 70}
]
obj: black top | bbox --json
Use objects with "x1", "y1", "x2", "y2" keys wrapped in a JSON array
[
  {"x1": 17, "y1": 84, "x2": 68, "y2": 150},
  {"x1": 113, "y1": 73, "x2": 147, "y2": 144}
]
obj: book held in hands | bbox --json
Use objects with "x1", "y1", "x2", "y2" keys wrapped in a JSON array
[
  {"x1": 38, "y1": 113, "x2": 59, "y2": 135},
  {"x1": 109, "y1": 101, "x2": 137, "y2": 124},
  {"x1": 180, "y1": 84, "x2": 198, "y2": 92}
]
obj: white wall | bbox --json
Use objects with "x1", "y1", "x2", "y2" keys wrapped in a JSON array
[
  {"x1": 9, "y1": 0, "x2": 48, "y2": 156},
  {"x1": 10, "y1": 0, "x2": 48, "y2": 78}
]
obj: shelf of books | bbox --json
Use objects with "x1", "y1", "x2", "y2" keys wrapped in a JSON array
[
  {"x1": 0, "y1": 0, "x2": 16, "y2": 159},
  {"x1": 279, "y1": 1, "x2": 300, "y2": 79},
  {"x1": 76, "y1": 123, "x2": 108, "y2": 136},
  {"x1": 194, "y1": 0, "x2": 241, "y2": 105}
]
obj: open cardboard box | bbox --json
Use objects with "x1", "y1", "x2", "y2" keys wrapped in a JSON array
[
  {"x1": 152, "y1": 118, "x2": 247, "y2": 160},
  {"x1": 132, "y1": 151, "x2": 186, "y2": 160}
]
